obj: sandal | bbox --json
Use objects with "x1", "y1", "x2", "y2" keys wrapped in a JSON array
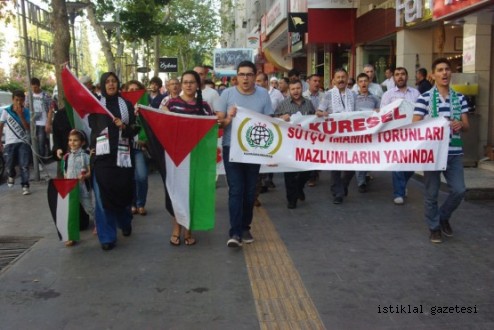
[
  {"x1": 169, "y1": 235, "x2": 181, "y2": 246},
  {"x1": 184, "y1": 230, "x2": 196, "y2": 245},
  {"x1": 184, "y1": 237, "x2": 196, "y2": 246},
  {"x1": 138, "y1": 207, "x2": 147, "y2": 216}
]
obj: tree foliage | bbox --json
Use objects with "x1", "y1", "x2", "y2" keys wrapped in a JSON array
[{"x1": 159, "y1": 0, "x2": 220, "y2": 72}]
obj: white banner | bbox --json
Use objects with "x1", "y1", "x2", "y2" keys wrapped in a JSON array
[
  {"x1": 291, "y1": 99, "x2": 414, "y2": 136},
  {"x1": 228, "y1": 107, "x2": 451, "y2": 172}
]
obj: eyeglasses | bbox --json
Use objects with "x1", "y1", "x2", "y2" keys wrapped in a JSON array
[{"x1": 237, "y1": 73, "x2": 255, "y2": 78}]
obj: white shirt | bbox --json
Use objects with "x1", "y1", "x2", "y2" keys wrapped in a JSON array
[
  {"x1": 381, "y1": 78, "x2": 395, "y2": 92},
  {"x1": 269, "y1": 87, "x2": 285, "y2": 111},
  {"x1": 202, "y1": 86, "x2": 220, "y2": 111}
]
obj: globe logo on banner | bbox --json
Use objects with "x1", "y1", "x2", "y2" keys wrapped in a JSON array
[
  {"x1": 247, "y1": 125, "x2": 273, "y2": 149},
  {"x1": 238, "y1": 119, "x2": 282, "y2": 157}
]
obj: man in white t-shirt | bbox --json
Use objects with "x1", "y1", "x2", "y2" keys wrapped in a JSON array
[
  {"x1": 25, "y1": 77, "x2": 52, "y2": 158},
  {"x1": 381, "y1": 68, "x2": 395, "y2": 92},
  {"x1": 0, "y1": 90, "x2": 31, "y2": 195},
  {"x1": 194, "y1": 66, "x2": 220, "y2": 111},
  {"x1": 255, "y1": 72, "x2": 284, "y2": 111}
]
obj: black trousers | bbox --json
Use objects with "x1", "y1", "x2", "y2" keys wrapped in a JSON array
[{"x1": 284, "y1": 171, "x2": 311, "y2": 203}]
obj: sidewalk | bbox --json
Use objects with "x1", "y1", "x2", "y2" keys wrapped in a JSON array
[{"x1": 0, "y1": 162, "x2": 493, "y2": 329}]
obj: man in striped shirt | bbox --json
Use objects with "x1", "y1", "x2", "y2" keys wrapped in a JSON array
[
  {"x1": 413, "y1": 58, "x2": 470, "y2": 244},
  {"x1": 275, "y1": 79, "x2": 315, "y2": 209}
]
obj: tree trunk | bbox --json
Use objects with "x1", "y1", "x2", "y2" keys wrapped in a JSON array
[
  {"x1": 154, "y1": 35, "x2": 160, "y2": 76},
  {"x1": 51, "y1": 0, "x2": 71, "y2": 107},
  {"x1": 82, "y1": 0, "x2": 115, "y2": 72}
]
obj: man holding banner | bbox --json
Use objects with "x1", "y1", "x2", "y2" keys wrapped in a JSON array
[
  {"x1": 381, "y1": 67, "x2": 421, "y2": 205},
  {"x1": 275, "y1": 79, "x2": 315, "y2": 209},
  {"x1": 217, "y1": 61, "x2": 273, "y2": 247},
  {"x1": 413, "y1": 58, "x2": 469, "y2": 244},
  {"x1": 317, "y1": 68, "x2": 357, "y2": 204}
]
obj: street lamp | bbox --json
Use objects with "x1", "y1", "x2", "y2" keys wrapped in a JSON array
[
  {"x1": 99, "y1": 21, "x2": 120, "y2": 40},
  {"x1": 66, "y1": 1, "x2": 88, "y2": 76}
]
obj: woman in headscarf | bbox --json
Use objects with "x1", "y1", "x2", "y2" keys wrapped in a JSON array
[{"x1": 89, "y1": 72, "x2": 139, "y2": 251}]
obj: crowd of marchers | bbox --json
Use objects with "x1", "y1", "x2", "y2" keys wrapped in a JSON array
[{"x1": 0, "y1": 57, "x2": 468, "y2": 248}]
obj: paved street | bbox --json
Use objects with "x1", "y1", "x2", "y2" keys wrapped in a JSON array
[{"x1": 0, "y1": 164, "x2": 493, "y2": 329}]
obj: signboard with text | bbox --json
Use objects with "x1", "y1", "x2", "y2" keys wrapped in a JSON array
[
  {"x1": 158, "y1": 57, "x2": 178, "y2": 73},
  {"x1": 433, "y1": 0, "x2": 489, "y2": 20}
]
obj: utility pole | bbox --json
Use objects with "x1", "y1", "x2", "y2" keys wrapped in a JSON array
[{"x1": 20, "y1": 0, "x2": 39, "y2": 181}]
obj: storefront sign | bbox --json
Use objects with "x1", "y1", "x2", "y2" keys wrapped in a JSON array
[
  {"x1": 266, "y1": 0, "x2": 287, "y2": 36},
  {"x1": 247, "y1": 27, "x2": 260, "y2": 49},
  {"x1": 158, "y1": 57, "x2": 178, "y2": 72},
  {"x1": 433, "y1": 0, "x2": 489, "y2": 20},
  {"x1": 291, "y1": 33, "x2": 304, "y2": 53},
  {"x1": 462, "y1": 36, "x2": 476, "y2": 67},
  {"x1": 288, "y1": 12, "x2": 308, "y2": 33},
  {"x1": 395, "y1": 0, "x2": 433, "y2": 27},
  {"x1": 308, "y1": 0, "x2": 356, "y2": 9}
]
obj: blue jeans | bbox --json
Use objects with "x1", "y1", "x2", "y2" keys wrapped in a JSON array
[
  {"x1": 36, "y1": 125, "x2": 47, "y2": 157},
  {"x1": 392, "y1": 171, "x2": 414, "y2": 198},
  {"x1": 133, "y1": 149, "x2": 148, "y2": 208},
  {"x1": 423, "y1": 155, "x2": 466, "y2": 231},
  {"x1": 223, "y1": 147, "x2": 260, "y2": 238},
  {"x1": 93, "y1": 173, "x2": 132, "y2": 244},
  {"x1": 356, "y1": 171, "x2": 367, "y2": 186},
  {"x1": 4, "y1": 142, "x2": 31, "y2": 187},
  {"x1": 330, "y1": 171, "x2": 354, "y2": 198}
]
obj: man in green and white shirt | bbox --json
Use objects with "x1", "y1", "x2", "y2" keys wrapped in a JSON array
[{"x1": 413, "y1": 58, "x2": 470, "y2": 244}]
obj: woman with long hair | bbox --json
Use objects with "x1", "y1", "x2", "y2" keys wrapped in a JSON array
[{"x1": 161, "y1": 70, "x2": 215, "y2": 246}]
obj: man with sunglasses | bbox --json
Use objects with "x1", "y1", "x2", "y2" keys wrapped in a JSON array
[{"x1": 217, "y1": 61, "x2": 273, "y2": 248}]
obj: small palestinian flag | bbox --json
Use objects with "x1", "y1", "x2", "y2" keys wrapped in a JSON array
[
  {"x1": 121, "y1": 90, "x2": 147, "y2": 106},
  {"x1": 47, "y1": 179, "x2": 81, "y2": 242},
  {"x1": 139, "y1": 105, "x2": 217, "y2": 230}
]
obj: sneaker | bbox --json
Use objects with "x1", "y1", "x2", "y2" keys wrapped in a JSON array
[
  {"x1": 22, "y1": 187, "x2": 31, "y2": 195},
  {"x1": 287, "y1": 201, "x2": 297, "y2": 209},
  {"x1": 358, "y1": 184, "x2": 367, "y2": 193},
  {"x1": 440, "y1": 221, "x2": 453, "y2": 237},
  {"x1": 227, "y1": 236, "x2": 242, "y2": 248},
  {"x1": 333, "y1": 197, "x2": 343, "y2": 204},
  {"x1": 393, "y1": 197, "x2": 404, "y2": 205},
  {"x1": 429, "y1": 230, "x2": 443, "y2": 244},
  {"x1": 7, "y1": 177, "x2": 15, "y2": 188},
  {"x1": 242, "y1": 231, "x2": 254, "y2": 244}
]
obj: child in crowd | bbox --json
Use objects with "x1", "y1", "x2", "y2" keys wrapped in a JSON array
[{"x1": 63, "y1": 129, "x2": 95, "y2": 246}]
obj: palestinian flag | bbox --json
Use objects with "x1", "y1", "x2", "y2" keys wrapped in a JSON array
[
  {"x1": 121, "y1": 90, "x2": 147, "y2": 106},
  {"x1": 139, "y1": 105, "x2": 218, "y2": 230},
  {"x1": 121, "y1": 90, "x2": 149, "y2": 142},
  {"x1": 47, "y1": 179, "x2": 80, "y2": 242},
  {"x1": 61, "y1": 66, "x2": 114, "y2": 120}
]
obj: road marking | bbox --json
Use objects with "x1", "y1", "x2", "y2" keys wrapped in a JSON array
[{"x1": 244, "y1": 207, "x2": 326, "y2": 329}]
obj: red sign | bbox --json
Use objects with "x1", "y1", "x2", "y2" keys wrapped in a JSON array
[{"x1": 433, "y1": 0, "x2": 489, "y2": 20}]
